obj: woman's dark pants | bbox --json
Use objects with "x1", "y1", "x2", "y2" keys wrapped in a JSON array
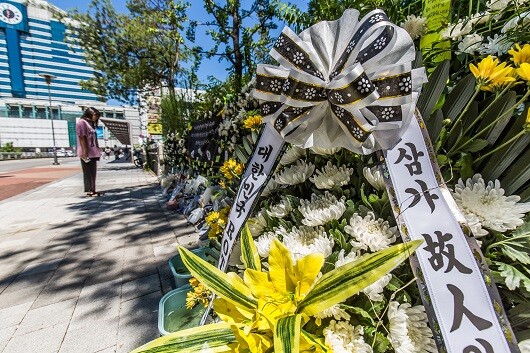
[{"x1": 81, "y1": 159, "x2": 97, "y2": 193}]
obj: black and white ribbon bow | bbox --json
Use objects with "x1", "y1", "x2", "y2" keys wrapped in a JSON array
[{"x1": 253, "y1": 9, "x2": 427, "y2": 154}]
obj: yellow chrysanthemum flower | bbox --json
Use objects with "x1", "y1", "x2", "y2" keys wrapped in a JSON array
[
  {"x1": 509, "y1": 44, "x2": 530, "y2": 67},
  {"x1": 220, "y1": 158, "x2": 244, "y2": 180},
  {"x1": 205, "y1": 207, "x2": 230, "y2": 238},
  {"x1": 482, "y1": 67, "x2": 520, "y2": 92},
  {"x1": 517, "y1": 63, "x2": 530, "y2": 82},
  {"x1": 469, "y1": 56, "x2": 516, "y2": 90},
  {"x1": 243, "y1": 115, "x2": 263, "y2": 131}
]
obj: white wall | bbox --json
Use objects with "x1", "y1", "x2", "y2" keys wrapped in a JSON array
[{"x1": 0, "y1": 118, "x2": 69, "y2": 148}]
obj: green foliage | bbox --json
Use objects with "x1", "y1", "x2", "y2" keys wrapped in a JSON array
[
  {"x1": 0, "y1": 142, "x2": 20, "y2": 152},
  {"x1": 71, "y1": 0, "x2": 197, "y2": 104}
]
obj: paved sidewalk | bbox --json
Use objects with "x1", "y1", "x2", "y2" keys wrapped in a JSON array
[{"x1": 0, "y1": 160, "x2": 200, "y2": 353}]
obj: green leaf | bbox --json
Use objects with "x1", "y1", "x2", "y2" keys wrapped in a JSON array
[
  {"x1": 481, "y1": 111, "x2": 530, "y2": 181},
  {"x1": 241, "y1": 224, "x2": 261, "y2": 271},
  {"x1": 297, "y1": 240, "x2": 422, "y2": 316},
  {"x1": 446, "y1": 119, "x2": 462, "y2": 149},
  {"x1": 501, "y1": 245, "x2": 530, "y2": 265},
  {"x1": 274, "y1": 314, "x2": 302, "y2": 353},
  {"x1": 131, "y1": 322, "x2": 236, "y2": 353},
  {"x1": 426, "y1": 109, "x2": 444, "y2": 143},
  {"x1": 496, "y1": 262, "x2": 530, "y2": 291},
  {"x1": 480, "y1": 91, "x2": 517, "y2": 145},
  {"x1": 417, "y1": 60, "x2": 450, "y2": 119},
  {"x1": 462, "y1": 139, "x2": 489, "y2": 153},
  {"x1": 243, "y1": 136, "x2": 253, "y2": 155},
  {"x1": 455, "y1": 153, "x2": 474, "y2": 180},
  {"x1": 508, "y1": 303, "x2": 530, "y2": 328},
  {"x1": 178, "y1": 246, "x2": 257, "y2": 311},
  {"x1": 503, "y1": 148, "x2": 530, "y2": 195},
  {"x1": 300, "y1": 331, "x2": 330, "y2": 353},
  {"x1": 436, "y1": 154, "x2": 449, "y2": 167},
  {"x1": 345, "y1": 305, "x2": 376, "y2": 325},
  {"x1": 498, "y1": 222, "x2": 530, "y2": 264},
  {"x1": 234, "y1": 145, "x2": 248, "y2": 164},
  {"x1": 442, "y1": 74, "x2": 476, "y2": 122}
]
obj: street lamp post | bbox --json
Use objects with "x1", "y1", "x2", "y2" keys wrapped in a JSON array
[{"x1": 38, "y1": 73, "x2": 59, "y2": 165}]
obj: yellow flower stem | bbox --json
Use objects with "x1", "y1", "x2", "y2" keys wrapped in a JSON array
[
  {"x1": 449, "y1": 89, "x2": 530, "y2": 156},
  {"x1": 446, "y1": 85, "x2": 481, "y2": 141},
  {"x1": 474, "y1": 130, "x2": 526, "y2": 163}
]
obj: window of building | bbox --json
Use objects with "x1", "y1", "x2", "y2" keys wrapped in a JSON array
[
  {"x1": 22, "y1": 107, "x2": 33, "y2": 118},
  {"x1": 7, "y1": 105, "x2": 19, "y2": 118},
  {"x1": 115, "y1": 113, "x2": 124, "y2": 119},
  {"x1": 50, "y1": 21, "x2": 66, "y2": 42}
]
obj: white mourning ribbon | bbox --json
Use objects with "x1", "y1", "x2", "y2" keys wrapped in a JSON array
[{"x1": 383, "y1": 114, "x2": 518, "y2": 353}]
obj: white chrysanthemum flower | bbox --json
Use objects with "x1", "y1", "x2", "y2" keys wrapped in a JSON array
[
  {"x1": 262, "y1": 178, "x2": 279, "y2": 197},
  {"x1": 267, "y1": 196, "x2": 292, "y2": 218},
  {"x1": 310, "y1": 146, "x2": 342, "y2": 155},
  {"x1": 363, "y1": 166, "x2": 386, "y2": 191},
  {"x1": 335, "y1": 249, "x2": 360, "y2": 268},
  {"x1": 440, "y1": 20, "x2": 474, "y2": 40},
  {"x1": 255, "y1": 226, "x2": 288, "y2": 258},
  {"x1": 479, "y1": 33, "x2": 513, "y2": 55},
  {"x1": 502, "y1": 10, "x2": 530, "y2": 33},
  {"x1": 275, "y1": 160, "x2": 315, "y2": 186},
  {"x1": 282, "y1": 225, "x2": 334, "y2": 262},
  {"x1": 298, "y1": 192, "x2": 346, "y2": 226},
  {"x1": 400, "y1": 14, "x2": 427, "y2": 40},
  {"x1": 345, "y1": 212, "x2": 398, "y2": 252},
  {"x1": 453, "y1": 174, "x2": 530, "y2": 237},
  {"x1": 363, "y1": 274, "x2": 392, "y2": 301},
  {"x1": 324, "y1": 320, "x2": 373, "y2": 353},
  {"x1": 457, "y1": 33, "x2": 483, "y2": 54},
  {"x1": 280, "y1": 146, "x2": 305, "y2": 165},
  {"x1": 519, "y1": 339, "x2": 530, "y2": 353},
  {"x1": 315, "y1": 304, "x2": 351, "y2": 322},
  {"x1": 487, "y1": 0, "x2": 511, "y2": 11},
  {"x1": 247, "y1": 210, "x2": 268, "y2": 237},
  {"x1": 387, "y1": 302, "x2": 437, "y2": 353},
  {"x1": 309, "y1": 161, "x2": 353, "y2": 189}
]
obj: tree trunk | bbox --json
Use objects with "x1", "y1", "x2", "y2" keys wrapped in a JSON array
[{"x1": 232, "y1": 0, "x2": 242, "y2": 93}]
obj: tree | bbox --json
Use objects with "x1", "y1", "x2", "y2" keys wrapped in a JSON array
[
  {"x1": 71, "y1": 0, "x2": 197, "y2": 104},
  {"x1": 191, "y1": 0, "x2": 277, "y2": 93}
]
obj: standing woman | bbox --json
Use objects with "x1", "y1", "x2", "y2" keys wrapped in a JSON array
[{"x1": 77, "y1": 107, "x2": 103, "y2": 197}]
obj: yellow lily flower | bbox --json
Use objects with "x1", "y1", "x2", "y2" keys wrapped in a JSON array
[
  {"x1": 469, "y1": 56, "x2": 516, "y2": 90},
  {"x1": 517, "y1": 63, "x2": 530, "y2": 82},
  {"x1": 509, "y1": 44, "x2": 530, "y2": 67},
  {"x1": 244, "y1": 240, "x2": 324, "y2": 324}
]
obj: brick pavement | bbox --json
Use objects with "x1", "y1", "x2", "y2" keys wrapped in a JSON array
[
  {"x1": 0, "y1": 166, "x2": 80, "y2": 201},
  {"x1": 0, "y1": 160, "x2": 201, "y2": 353}
]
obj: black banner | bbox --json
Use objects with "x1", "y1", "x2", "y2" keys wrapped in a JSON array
[{"x1": 188, "y1": 117, "x2": 221, "y2": 162}]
